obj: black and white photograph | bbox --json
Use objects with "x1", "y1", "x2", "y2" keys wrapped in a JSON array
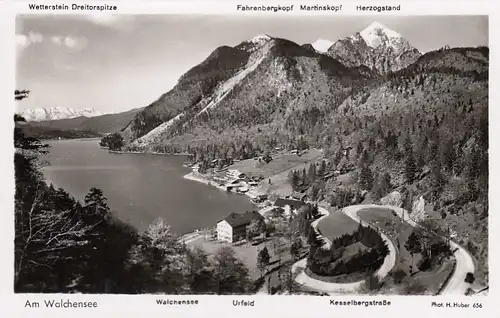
[{"x1": 14, "y1": 14, "x2": 488, "y2": 296}]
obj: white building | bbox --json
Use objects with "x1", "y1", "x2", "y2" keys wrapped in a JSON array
[{"x1": 216, "y1": 211, "x2": 264, "y2": 243}]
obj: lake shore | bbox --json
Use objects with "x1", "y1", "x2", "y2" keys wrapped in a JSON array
[
  {"x1": 44, "y1": 139, "x2": 256, "y2": 237},
  {"x1": 183, "y1": 171, "x2": 227, "y2": 191},
  {"x1": 41, "y1": 137, "x2": 102, "y2": 142},
  {"x1": 109, "y1": 149, "x2": 188, "y2": 156},
  {"x1": 178, "y1": 171, "x2": 264, "y2": 243},
  {"x1": 183, "y1": 170, "x2": 267, "y2": 201}
]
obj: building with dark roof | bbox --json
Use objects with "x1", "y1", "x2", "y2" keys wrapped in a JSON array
[
  {"x1": 216, "y1": 211, "x2": 264, "y2": 243},
  {"x1": 288, "y1": 191, "x2": 309, "y2": 202},
  {"x1": 252, "y1": 194, "x2": 268, "y2": 203}
]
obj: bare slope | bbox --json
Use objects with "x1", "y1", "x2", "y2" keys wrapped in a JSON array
[{"x1": 124, "y1": 35, "x2": 369, "y2": 153}]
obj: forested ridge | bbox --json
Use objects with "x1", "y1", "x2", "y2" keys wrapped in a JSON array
[{"x1": 115, "y1": 46, "x2": 489, "y2": 284}]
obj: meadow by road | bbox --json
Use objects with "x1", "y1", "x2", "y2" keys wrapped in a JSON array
[
  {"x1": 292, "y1": 204, "x2": 475, "y2": 295},
  {"x1": 382, "y1": 205, "x2": 475, "y2": 295},
  {"x1": 292, "y1": 205, "x2": 397, "y2": 294}
]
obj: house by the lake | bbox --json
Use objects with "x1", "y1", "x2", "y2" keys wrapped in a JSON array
[
  {"x1": 252, "y1": 194, "x2": 268, "y2": 203},
  {"x1": 216, "y1": 211, "x2": 264, "y2": 243}
]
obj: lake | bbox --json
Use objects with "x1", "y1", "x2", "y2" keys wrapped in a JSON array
[{"x1": 42, "y1": 139, "x2": 256, "y2": 234}]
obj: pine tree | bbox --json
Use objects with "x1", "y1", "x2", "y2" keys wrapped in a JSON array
[
  {"x1": 359, "y1": 149, "x2": 370, "y2": 168},
  {"x1": 356, "y1": 141, "x2": 364, "y2": 159},
  {"x1": 402, "y1": 189, "x2": 413, "y2": 212},
  {"x1": 405, "y1": 231, "x2": 422, "y2": 274},
  {"x1": 307, "y1": 225, "x2": 320, "y2": 247},
  {"x1": 465, "y1": 148, "x2": 480, "y2": 201},
  {"x1": 403, "y1": 135, "x2": 413, "y2": 157},
  {"x1": 404, "y1": 153, "x2": 417, "y2": 184},
  {"x1": 359, "y1": 166, "x2": 374, "y2": 191},
  {"x1": 441, "y1": 139, "x2": 456, "y2": 173},
  {"x1": 317, "y1": 160, "x2": 326, "y2": 177},
  {"x1": 257, "y1": 246, "x2": 270, "y2": 277},
  {"x1": 307, "y1": 163, "x2": 317, "y2": 184},
  {"x1": 288, "y1": 170, "x2": 300, "y2": 191},
  {"x1": 301, "y1": 168, "x2": 307, "y2": 186},
  {"x1": 84, "y1": 187, "x2": 110, "y2": 220},
  {"x1": 430, "y1": 161, "x2": 445, "y2": 197},
  {"x1": 334, "y1": 148, "x2": 343, "y2": 166},
  {"x1": 368, "y1": 136, "x2": 376, "y2": 151}
]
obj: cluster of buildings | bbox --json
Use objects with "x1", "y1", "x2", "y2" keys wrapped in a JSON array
[
  {"x1": 216, "y1": 193, "x2": 309, "y2": 243},
  {"x1": 189, "y1": 165, "x2": 314, "y2": 244},
  {"x1": 222, "y1": 169, "x2": 264, "y2": 193}
]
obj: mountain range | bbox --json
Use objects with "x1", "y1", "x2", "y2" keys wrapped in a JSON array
[
  {"x1": 117, "y1": 22, "x2": 487, "y2": 154},
  {"x1": 26, "y1": 22, "x2": 471, "y2": 144},
  {"x1": 16, "y1": 107, "x2": 143, "y2": 140},
  {"x1": 120, "y1": 31, "x2": 371, "y2": 148},
  {"x1": 29, "y1": 107, "x2": 143, "y2": 135},
  {"x1": 19, "y1": 107, "x2": 106, "y2": 122}
]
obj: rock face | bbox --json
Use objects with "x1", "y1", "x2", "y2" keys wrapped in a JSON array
[
  {"x1": 412, "y1": 195, "x2": 429, "y2": 222},
  {"x1": 380, "y1": 191, "x2": 402, "y2": 207},
  {"x1": 121, "y1": 34, "x2": 369, "y2": 148},
  {"x1": 327, "y1": 21, "x2": 421, "y2": 74}
]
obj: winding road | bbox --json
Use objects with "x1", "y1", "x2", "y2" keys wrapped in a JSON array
[
  {"x1": 292, "y1": 204, "x2": 475, "y2": 295},
  {"x1": 385, "y1": 205, "x2": 475, "y2": 295},
  {"x1": 292, "y1": 205, "x2": 397, "y2": 294}
]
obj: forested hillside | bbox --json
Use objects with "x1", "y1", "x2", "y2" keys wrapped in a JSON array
[
  {"x1": 110, "y1": 43, "x2": 488, "y2": 285},
  {"x1": 17, "y1": 122, "x2": 101, "y2": 140}
]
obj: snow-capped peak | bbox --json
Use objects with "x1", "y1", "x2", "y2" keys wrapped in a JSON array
[
  {"x1": 311, "y1": 38, "x2": 334, "y2": 53},
  {"x1": 237, "y1": 34, "x2": 274, "y2": 53},
  {"x1": 19, "y1": 107, "x2": 106, "y2": 122},
  {"x1": 248, "y1": 34, "x2": 272, "y2": 45},
  {"x1": 359, "y1": 21, "x2": 403, "y2": 49}
]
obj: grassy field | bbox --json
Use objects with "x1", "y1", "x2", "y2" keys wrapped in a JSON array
[
  {"x1": 357, "y1": 207, "x2": 419, "y2": 273},
  {"x1": 305, "y1": 267, "x2": 369, "y2": 284},
  {"x1": 316, "y1": 208, "x2": 359, "y2": 242},
  {"x1": 229, "y1": 149, "x2": 323, "y2": 177},
  {"x1": 228, "y1": 149, "x2": 324, "y2": 197},
  {"x1": 356, "y1": 206, "x2": 456, "y2": 294},
  {"x1": 186, "y1": 236, "x2": 292, "y2": 280},
  {"x1": 413, "y1": 257, "x2": 456, "y2": 294}
]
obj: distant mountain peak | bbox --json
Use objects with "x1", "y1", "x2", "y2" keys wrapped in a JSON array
[
  {"x1": 358, "y1": 21, "x2": 403, "y2": 49},
  {"x1": 311, "y1": 38, "x2": 334, "y2": 53},
  {"x1": 361, "y1": 21, "x2": 398, "y2": 35},
  {"x1": 236, "y1": 34, "x2": 275, "y2": 53},
  {"x1": 328, "y1": 21, "x2": 421, "y2": 74},
  {"x1": 359, "y1": 22, "x2": 404, "y2": 49},
  {"x1": 248, "y1": 34, "x2": 273, "y2": 44},
  {"x1": 19, "y1": 107, "x2": 106, "y2": 122}
]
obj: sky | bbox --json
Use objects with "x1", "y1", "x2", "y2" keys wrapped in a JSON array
[{"x1": 16, "y1": 15, "x2": 488, "y2": 114}]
